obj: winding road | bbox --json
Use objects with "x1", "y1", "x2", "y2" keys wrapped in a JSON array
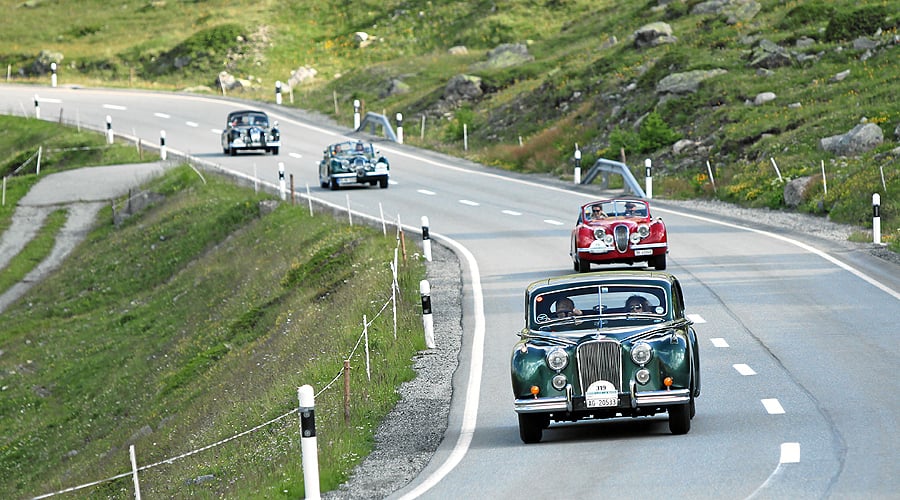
[{"x1": 2, "y1": 84, "x2": 898, "y2": 499}]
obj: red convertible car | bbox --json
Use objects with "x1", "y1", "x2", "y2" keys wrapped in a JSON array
[{"x1": 570, "y1": 199, "x2": 668, "y2": 272}]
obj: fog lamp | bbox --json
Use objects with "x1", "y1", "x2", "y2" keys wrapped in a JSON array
[
  {"x1": 551, "y1": 374, "x2": 567, "y2": 390},
  {"x1": 635, "y1": 369, "x2": 650, "y2": 385}
]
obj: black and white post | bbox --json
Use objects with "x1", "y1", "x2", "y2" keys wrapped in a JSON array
[
  {"x1": 297, "y1": 385, "x2": 321, "y2": 500},
  {"x1": 396, "y1": 112, "x2": 404, "y2": 144},
  {"x1": 275, "y1": 80, "x2": 283, "y2": 105},
  {"x1": 645, "y1": 158, "x2": 653, "y2": 199},
  {"x1": 278, "y1": 162, "x2": 286, "y2": 201},
  {"x1": 873, "y1": 193, "x2": 882, "y2": 245},
  {"x1": 159, "y1": 130, "x2": 167, "y2": 161},
  {"x1": 420, "y1": 279, "x2": 436, "y2": 348},
  {"x1": 573, "y1": 145, "x2": 582, "y2": 185},
  {"x1": 50, "y1": 62, "x2": 57, "y2": 88},
  {"x1": 353, "y1": 99, "x2": 361, "y2": 130},
  {"x1": 421, "y1": 216, "x2": 432, "y2": 262},
  {"x1": 33, "y1": 94, "x2": 40, "y2": 120},
  {"x1": 106, "y1": 115, "x2": 113, "y2": 144}
]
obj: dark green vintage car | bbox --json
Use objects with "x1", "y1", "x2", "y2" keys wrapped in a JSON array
[{"x1": 511, "y1": 271, "x2": 700, "y2": 443}]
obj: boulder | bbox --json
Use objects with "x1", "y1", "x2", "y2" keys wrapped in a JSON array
[
  {"x1": 783, "y1": 176, "x2": 815, "y2": 208},
  {"x1": 633, "y1": 22, "x2": 676, "y2": 49},
  {"x1": 748, "y1": 39, "x2": 793, "y2": 69},
  {"x1": 656, "y1": 69, "x2": 728, "y2": 95},
  {"x1": 443, "y1": 74, "x2": 483, "y2": 103},
  {"x1": 819, "y1": 123, "x2": 883, "y2": 156}
]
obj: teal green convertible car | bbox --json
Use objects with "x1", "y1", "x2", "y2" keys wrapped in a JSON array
[{"x1": 511, "y1": 271, "x2": 700, "y2": 443}]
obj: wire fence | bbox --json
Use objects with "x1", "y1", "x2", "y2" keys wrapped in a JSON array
[{"x1": 31, "y1": 234, "x2": 413, "y2": 499}]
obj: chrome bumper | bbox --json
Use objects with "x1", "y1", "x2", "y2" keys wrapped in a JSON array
[{"x1": 514, "y1": 383, "x2": 689, "y2": 414}]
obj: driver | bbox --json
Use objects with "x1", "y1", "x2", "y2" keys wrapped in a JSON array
[{"x1": 555, "y1": 297, "x2": 583, "y2": 318}]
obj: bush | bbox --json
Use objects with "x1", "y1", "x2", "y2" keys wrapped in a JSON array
[{"x1": 824, "y1": 5, "x2": 892, "y2": 42}]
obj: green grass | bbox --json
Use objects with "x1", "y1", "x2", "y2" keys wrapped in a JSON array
[
  {"x1": 1, "y1": 1, "x2": 897, "y2": 250},
  {"x1": 0, "y1": 208, "x2": 67, "y2": 293},
  {"x1": 0, "y1": 157, "x2": 428, "y2": 498}
]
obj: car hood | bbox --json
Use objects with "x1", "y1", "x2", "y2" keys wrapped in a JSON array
[{"x1": 522, "y1": 319, "x2": 689, "y2": 347}]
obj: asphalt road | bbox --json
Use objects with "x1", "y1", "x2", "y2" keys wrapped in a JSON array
[{"x1": 2, "y1": 83, "x2": 898, "y2": 499}]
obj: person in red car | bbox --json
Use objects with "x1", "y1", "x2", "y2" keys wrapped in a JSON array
[
  {"x1": 624, "y1": 202, "x2": 638, "y2": 216},
  {"x1": 590, "y1": 205, "x2": 606, "y2": 220}
]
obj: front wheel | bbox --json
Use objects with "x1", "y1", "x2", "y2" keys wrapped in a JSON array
[
  {"x1": 330, "y1": 178, "x2": 340, "y2": 191},
  {"x1": 668, "y1": 403, "x2": 691, "y2": 435},
  {"x1": 379, "y1": 178, "x2": 388, "y2": 188},
  {"x1": 518, "y1": 413, "x2": 547, "y2": 444},
  {"x1": 652, "y1": 253, "x2": 667, "y2": 270},
  {"x1": 270, "y1": 147, "x2": 279, "y2": 155},
  {"x1": 574, "y1": 256, "x2": 591, "y2": 273}
]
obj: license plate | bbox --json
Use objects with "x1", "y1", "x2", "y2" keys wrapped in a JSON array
[
  {"x1": 585, "y1": 380, "x2": 618, "y2": 408},
  {"x1": 634, "y1": 249, "x2": 653, "y2": 256},
  {"x1": 586, "y1": 397, "x2": 618, "y2": 408}
]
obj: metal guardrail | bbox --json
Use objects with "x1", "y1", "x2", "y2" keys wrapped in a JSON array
[
  {"x1": 581, "y1": 158, "x2": 646, "y2": 198},
  {"x1": 357, "y1": 112, "x2": 398, "y2": 142}
]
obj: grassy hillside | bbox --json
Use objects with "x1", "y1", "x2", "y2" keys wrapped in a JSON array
[
  {"x1": 3, "y1": 0, "x2": 897, "y2": 250},
  {"x1": 0, "y1": 119, "x2": 429, "y2": 498}
]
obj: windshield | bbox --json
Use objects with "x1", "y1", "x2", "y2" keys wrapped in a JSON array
[
  {"x1": 530, "y1": 284, "x2": 667, "y2": 330},
  {"x1": 583, "y1": 200, "x2": 648, "y2": 219}
]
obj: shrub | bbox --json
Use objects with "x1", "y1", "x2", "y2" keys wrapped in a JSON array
[{"x1": 824, "y1": 5, "x2": 892, "y2": 42}]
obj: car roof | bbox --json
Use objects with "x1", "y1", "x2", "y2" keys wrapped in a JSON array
[
  {"x1": 526, "y1": 271, "x2": 676, "y2": 294},
  {"x1": 228, "y1": 110, "x2": 268, "y2": 117}
]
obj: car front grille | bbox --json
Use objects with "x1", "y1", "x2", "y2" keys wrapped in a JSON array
[
  {"x1": 576, "y1": 339, "x2": 622, "y2": 393},
  {"x1": 614, "y1": 225, "x2": 629, "y2": 252}
]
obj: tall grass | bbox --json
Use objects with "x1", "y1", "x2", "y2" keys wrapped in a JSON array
[{"x1": 0, "y1": 164, "x2": 428, "y2": 498}]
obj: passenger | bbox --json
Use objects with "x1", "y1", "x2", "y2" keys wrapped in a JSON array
[
  {"x1": 624, "y1": 202, "x2": 638, "y2": 216},
  {"x1": 555, "y1": 297, "x2": 583, "y2": 318},
  {"x1": 356, "y1": 142, "x2": 365, "y2": 152},
  {"x1": 625, "y1": 295, "x2": 651, "y2": 313}
]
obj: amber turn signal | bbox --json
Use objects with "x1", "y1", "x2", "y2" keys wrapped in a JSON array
[
  {"x1": 530, "y1": 386, "x2": 540, "y2": 396},
  {"x1": 663, "y1": 377, "x2": 674, "y2": 387}
]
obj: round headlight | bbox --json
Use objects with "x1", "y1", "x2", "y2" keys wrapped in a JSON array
[
  {"x1": 551, "y1": 374, "x2": 568, "y2": 390},
  {"x1": 593, "y1": 228, "x2": 605, "y2": 240},
  {"x1": 637, "y1": 224, "x2": 650, "y2": 238},
  {"x1": 631, "y1": 342, "x2": 652, "y2": 365},
  {"x1": 630, "y1": 232, "x2": 641, "y2": 244},
  {"x1": 547, "y1": 348, "x2": 569, "y2": 371},
  {"x1": 635, "y1": 368, "x2": 651, "y2": 384}
]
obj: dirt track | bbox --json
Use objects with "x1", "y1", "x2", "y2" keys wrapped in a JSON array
[{"x1": 0, "y1": 162, "x2": 172, "y2": 312}]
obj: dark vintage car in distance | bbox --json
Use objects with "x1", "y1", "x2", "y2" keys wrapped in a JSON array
[
  {"x1": 511, "y1": 271, "x2": 700, "y2": 443},
  {"x1": 221, "y1": 110, "x2": 280, "y2": 156},
  {"x1": 318, "y1": 140, "x2": 390, "y2": 189},
  {"x1": 570, "y1": 198, "x2": 668, "y2": 272}
]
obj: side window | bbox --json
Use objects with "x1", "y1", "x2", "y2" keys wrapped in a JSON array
[{"x1": 671, "y1": 280, "x2": 685, "y2": 319}]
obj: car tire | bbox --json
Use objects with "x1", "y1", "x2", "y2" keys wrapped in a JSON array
[
  {"x1": 320, "y1": 179, "x2": 329, "y2": 189},
  {"x1": 379, "y1": 178, "x2": 388, "y2": 189},
  {"x1": 652, "y1": 253, "x2": 667, "y2": 270},
  {"x1": 668, "y1": 403, "x2": 691, "y2": 435},
  {"x1": 229, "y1": 147, "x2": 237, "y2": 157},
  {"x1": 575, "y1": 256, "x2": 591, "y2": 273},
  {"x1": 330, "y1": 178, "x2": 340, "y2": 191},
  {"x1": 518, "y1": 413, "x2": 547, "y2": 444},
  {"x1": 271, "y1": 147, "x2": 279, "y2": 155}
]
